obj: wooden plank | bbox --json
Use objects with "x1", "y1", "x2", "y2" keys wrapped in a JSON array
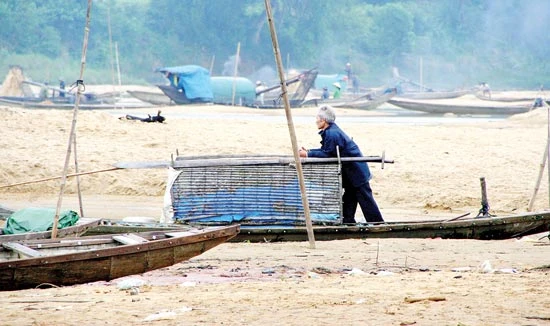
[
  {"x1": 165, "y1": 229, "x2": 205, "y2": 238},
  {"x1": 2, "y1": 242, "x2": 43, "y2": 258},
  {"x1": 112, "y1": 234, "x2": 148, "y2": 245},
  {"x1": 124, "y1": 233, "x2": 150, "y2": 243}
]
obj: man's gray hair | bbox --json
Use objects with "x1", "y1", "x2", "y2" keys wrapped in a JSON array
[{"x1": 317, "y1": 105, "x2": 336, "y2": 123}]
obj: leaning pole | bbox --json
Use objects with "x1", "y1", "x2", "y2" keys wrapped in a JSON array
[{"x1": 263, "y1": 0, "x2": 315, "y2": 248}]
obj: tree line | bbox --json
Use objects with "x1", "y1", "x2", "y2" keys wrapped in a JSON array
[{"x1": 1, "y1": 0, "x2": 549, "y2": 90}]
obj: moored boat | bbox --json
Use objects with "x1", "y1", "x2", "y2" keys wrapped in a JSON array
[
  {"x1": 388, "y1": 97, "x2": 536, "y2": 115},
  {"x1": 0, "y1": 225, "x2": 239, "y2": 291}
]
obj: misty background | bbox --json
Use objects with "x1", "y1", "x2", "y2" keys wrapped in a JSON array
[{"x1": 1, "y1": 0, "x2": 549, "y2": 90}]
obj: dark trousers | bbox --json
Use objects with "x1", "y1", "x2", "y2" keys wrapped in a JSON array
[{"x1": 342, "y1": 181, "x2": 384, "y2": 223}]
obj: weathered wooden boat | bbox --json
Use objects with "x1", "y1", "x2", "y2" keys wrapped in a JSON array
[
  {"x1": 127, "y1": 90, "x2": 174, "y2": 106},
  {"x1": 84, "y1": 211, "x2": 550, "y2": 242},
  {"x1": 388, "y1": 97, "x2": 536, "y2": 115},
  {"x1": 0, "y1": 225, "x2": 239, "y2": 291},
  {"x1": 232, "y1": 212, "x2": 550, "y2": 242}
]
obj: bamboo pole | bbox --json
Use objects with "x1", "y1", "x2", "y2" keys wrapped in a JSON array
[
  {"x1": 107, "y1": 1, "x2": 116, "y2": 92},
  {"x1": 73, "y1": 136, "x2": 84, "y2": 218},
  {"x1": 527, "y1": 141, "x2": 548, "y2": 211},
  {"x1": 264, "y1": 0, "x2": 315, "y2": 248},
  {"x1": 209, "y1": 55, "x2": 215, "y2": 75},
  {"x1": 231, "y1": 42, "x2": 240, "y2": 106},
  {"x1": 115, "y1": 42, "x2": 122, "y2": 89},
  {"x1": 51, "y1": 0, "x2": 93, "y2": 238},
  {"x1": 0, "y1": 167, "x2": 121, "y2": 189},
  {"x1": 547, "y1": 106, "x2": 550, "y2": 207}
]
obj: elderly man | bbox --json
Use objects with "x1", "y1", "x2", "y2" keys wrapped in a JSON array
[{"x1": 299, "y1": 105, "x2": 384, "y2": 224}]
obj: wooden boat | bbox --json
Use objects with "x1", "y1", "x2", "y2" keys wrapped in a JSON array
[
  {"x1": 300, "y1": 89, "x2": 396, "y2": 110},
  {"x1": 84, "y1": 211, "x2": 550, "y2": 242},
  {"x1": 0, "y1": 96, "x2": 153, "y2": 110},
  {"x1": 103, "y1": 155, "x2": 548, "y2": 242},
  {"x1": 474, "y1": 92, "x2": 540, "y2": 103},
  {"x1": 0, "y1": 217, "x2": 102, "y2": 243},
  {"x1": 398, "y1": 89, "x2": 472, "y2": 100},
  {"x1": 0, "y1": 225, "x2": 239, "y2": 291},
  {"x1": 388, "y1": 97, "x2": 536, "y2": 115},
  {"x1": 233, "y1": 212, "x2": 550, "y2": 242},
  {"x1": 127, "y1": 90, "x2": 174, "y2": 106}
]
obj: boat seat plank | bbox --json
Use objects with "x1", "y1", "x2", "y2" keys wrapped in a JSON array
[
  {"x1": 165, "y1": 229, "x2": 206, "y2": 238},
  {"x1": 112, "y1": 234, "x2": 149, "y2": 245},
  {"x1": 2, "y1": 242, "x2": 43, "y2": 257}
]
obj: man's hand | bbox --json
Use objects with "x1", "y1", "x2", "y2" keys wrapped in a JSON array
[{"x1": 298, "y1": 147, "x2": 308, "y2": 158}]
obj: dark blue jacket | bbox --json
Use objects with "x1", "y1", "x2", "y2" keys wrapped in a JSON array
[{"x1": 307, "y1": 123, "x2": 371, "y2": 187}]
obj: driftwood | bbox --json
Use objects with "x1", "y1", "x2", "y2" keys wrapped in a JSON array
[{"x1": 404, "y1": 296, "x2": 446, "y2": 303}]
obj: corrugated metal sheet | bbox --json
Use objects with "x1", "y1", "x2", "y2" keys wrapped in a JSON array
[{"x1": 171, "y1": 162, "x2": 341, "y2": 225}]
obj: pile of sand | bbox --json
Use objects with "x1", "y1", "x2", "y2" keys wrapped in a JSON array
[{"x1": 0, "y1": 66, "x2": 27, "y2": 96}]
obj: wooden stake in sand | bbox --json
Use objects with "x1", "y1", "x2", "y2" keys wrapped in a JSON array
[
  {"x1": 264, "y1": 0, "x2": 315, "y2": 248},
  {"x1": 528, "y1": 104, "x2": 550, "y2": 211},
  {"x1": 51, "y1": 0, "x2": 93, "y2": 239}
]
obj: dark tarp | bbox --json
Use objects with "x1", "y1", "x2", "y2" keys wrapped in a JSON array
[{"x1": 3, "y1": 207, "x2": 80, "y2": 234}]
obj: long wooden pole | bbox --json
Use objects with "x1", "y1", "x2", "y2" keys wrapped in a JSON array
[
  {"x1": 264, "y1": 0, "x2": 315, "y2": 248},
  {"x1": 0, "y1": 167, "x2": 121, "y2": 189},
  {"x1": 51, "y1": 0, "x2": 93, "y2": 238},
  {"x1": 547, "y1": 106, "x2": 550, "y2": 207},
  {"x1": 73, "y1": 135, "x2": 84, "y2": 218},
  {"x1": 209, "y1": 55, "x2": 215, "y2": 75},
  {"x1": 231, "y1": 42, "x2": 240, "y2": 106},
  {"x1": 527, "y1": 141, "x2": 548, "y2": 211},
  {"x1": 107, "y1": 0, "x2": 116, "y2": 92}
]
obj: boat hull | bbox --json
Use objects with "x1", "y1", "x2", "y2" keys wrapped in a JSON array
[
  {"x1": 85, "y1": 212, "x2": 550, "y2": 242},
  {"x1": 388, "y1": 98, "x2": 534, "y2": 115},
  {"x1": 0, "y1": 225, "x2": 239, "y2": 291}
]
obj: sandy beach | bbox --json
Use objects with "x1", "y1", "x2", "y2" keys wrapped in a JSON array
[{"x1": 1, "y1": 87, "x2": 549, "y2": 325}]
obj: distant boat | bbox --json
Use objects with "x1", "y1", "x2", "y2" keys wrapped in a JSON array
[
  {"x1": 398, "y1": 88, "x2": 473, "y2": 100},
  {"x1": 300, "y1": 88, "x2": 397, "y2": 110},
  {"x1": 155, "y1": 64, "x2": 318, "y2": 108},
  {"x1": 0, "y1": 225, "x2": 239, "y2": 291},
  {"x1": 388, "y1": 97, "x2": 536, "y2": 115},
  {"x1": 474, "y1": 91, "x2": 540, "y2": 103},
  {"x1": 0, "y1": 96, "x2": 153, "y2": 110},
  {"x1": 127, "y1": 90, "x2": 174, "y2": 106}
]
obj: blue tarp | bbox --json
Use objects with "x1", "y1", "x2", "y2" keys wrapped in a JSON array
[
  {"x1": 157, "y1": 65, "x2": 214, "y2": 101},
  {"x1": 172, "y1": 180, "x2": 340, "y2": 224}
]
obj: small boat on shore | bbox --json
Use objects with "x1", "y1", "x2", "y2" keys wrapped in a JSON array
[
  {"x1": 127, "y1": 90, "x2": 174, "y2": 106},
  {"x1": 0, "y1": 96, "x2": 153, "y2": 110},
  {"x1": 300, "y1": 89, "x2": 396, "y2": 110},
  {"x1": 84, "y1": 211, "x2": 550, "y2": 242},
  {"x1": 0, "y1": 225, "x2": 239, "y2": 291},
  {"x1": 388, "y1": 97, "x2": 536, "y2": 115},
  {"x1": 398, "y1": 89, "x2": 472, "y2": 100}
]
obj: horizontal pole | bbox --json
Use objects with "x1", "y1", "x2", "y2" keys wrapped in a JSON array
[{"x1": 0, "y1": 167, "x2": 121, "y2": 189}]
